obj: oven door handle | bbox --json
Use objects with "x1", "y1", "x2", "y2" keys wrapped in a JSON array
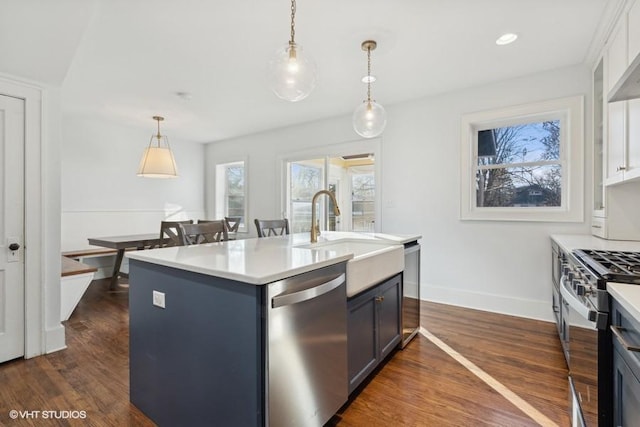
[{"x1": 560, "y1": 277, "x2": 606, "y2": 329}]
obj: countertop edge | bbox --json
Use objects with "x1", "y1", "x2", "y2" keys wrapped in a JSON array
[
  {"x1": 608, "y1": 283, "x2": 640, "y2": 322},
  {"x1": 128, "y1": 252, "x2": 354, "y2": 285},
  {"x1": 550, "y1": 234, "x2": 640, "y2": 254}
]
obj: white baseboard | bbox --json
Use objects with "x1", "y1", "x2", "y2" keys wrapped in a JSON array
[
  {"x1": 421, "y1": 283, "x2": 554, "y2": 322},
  {"x1": 44, "y1": 324, "x2": 66, "y2": 354}
]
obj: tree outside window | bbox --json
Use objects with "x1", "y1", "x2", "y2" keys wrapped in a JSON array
[
  {"x1": 476, "y1": 120, "x2": 561, "y2": 208},
  {"x1": 225, "y1": 165, "x2": 245, "y2": 222},
  {"x1": 289, "y1": 162, "x2": 322, "y2": 233},
  {"x1": 351, "y1": 172, "x2": 375, "y2": 231},
  {"x1": 215, "y1": 160, "x2": 247, "y2": 231}
]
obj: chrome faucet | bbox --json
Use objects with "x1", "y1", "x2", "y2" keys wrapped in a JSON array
[{"x1": 310, "y1": 190, "x2": 341, "y2": 243}]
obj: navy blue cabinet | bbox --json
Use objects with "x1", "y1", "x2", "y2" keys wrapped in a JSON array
[
  {"x1": 129, "y1": 259, "x2": 348, "y2": 427},
  {"x1": 611, "y1": 299, "x2": 640, "y2": 427},
  {"x1": 347, "y1": 274, "x2": 401, "y2": 394}
]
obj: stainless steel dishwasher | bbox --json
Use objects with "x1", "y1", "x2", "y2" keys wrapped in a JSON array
[{"x1": 266, "y1": 263, "x2": 347, "y2": 427}]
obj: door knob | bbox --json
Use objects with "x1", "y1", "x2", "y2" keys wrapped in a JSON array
[{"x1": 8, "y1": 243, "x2": 20, "y2": 251}]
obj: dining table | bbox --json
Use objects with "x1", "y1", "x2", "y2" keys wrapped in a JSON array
[{"x1": 88, "y1": 233, "x2": 167, "y2": 290}]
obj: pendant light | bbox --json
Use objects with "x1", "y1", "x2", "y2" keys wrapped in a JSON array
[
  {"x1": 137, "y1": 116, "x2": 178, "y2": 178},
  {"x1": 353, "y1": 40, "x2": 387, "y2": 139},
  {"x1": 267, "y1": 0, "x2": 317, "y2": 102}
]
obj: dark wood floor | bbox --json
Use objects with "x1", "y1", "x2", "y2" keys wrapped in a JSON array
[{"x1": 0, "y1": 279, "x2": 570, "y2": 426}]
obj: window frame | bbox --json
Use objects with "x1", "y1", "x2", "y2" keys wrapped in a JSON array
[
  {"x1": 215, "y1": 159, "x2": 248, "y2": 233},
  {"x1": 460, "y1": 96, "x2": 584, "y2": 222}
]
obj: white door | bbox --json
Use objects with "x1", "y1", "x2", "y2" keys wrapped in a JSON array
[{"x1": 0, "y1": 94, "x2": 25, "y2": 362}]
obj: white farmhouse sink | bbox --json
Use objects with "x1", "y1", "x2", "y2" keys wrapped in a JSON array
[{"x1": 296, "y1": 239, "x2": 404, "y2": 297}]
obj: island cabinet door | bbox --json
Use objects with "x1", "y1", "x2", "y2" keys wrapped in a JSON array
[
  {"x1": 347, "y1": 287, "x2": 378, "y2": 394},
  {"x1": 347, "y1": 273, "x2": 402, "y2": 394},
  {"x1": 377, "y1": 274, "x2": 402, "y2": 359},
  {"x1": 128, "y1": 260, "x2": 265, "y2": 427},
  {"x1": 613, "y1": 345, "x2": 640, "y2": 426},
  {"x1": 611, "y1": 299, "x2": 640, "y2": 427}
]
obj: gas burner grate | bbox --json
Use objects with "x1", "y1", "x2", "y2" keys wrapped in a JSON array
[{"x1": 573, "y1": 249, "x2": 640, "y2": 284}]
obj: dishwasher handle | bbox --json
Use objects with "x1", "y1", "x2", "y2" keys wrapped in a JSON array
[{"x1": 272, "y1": 273, "x2": 345, "y2": 308}]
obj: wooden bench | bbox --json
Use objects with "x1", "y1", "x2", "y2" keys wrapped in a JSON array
[
  {"x1": 60, "y1": 255, "x2": 98, "y2": 321},
  {"x1": 62, "y1": 248, "x2": 118, "y2": 259},
  {"x1": 62, "y1": 256, "x2": 98, "y2": 276}
]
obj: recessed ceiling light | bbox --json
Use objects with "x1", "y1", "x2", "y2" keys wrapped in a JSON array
[
  {"x1": 361, "y1": 75, "x2": 377, "y2": 83},
  {"x1": 496, "y1": 33, "x2": 518, "y2": 45}
]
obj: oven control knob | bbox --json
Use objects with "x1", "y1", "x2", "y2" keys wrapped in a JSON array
[
  {"x1": 575, "y1": 282, "x2": 586, "y2": 296},
  {"x1": 562, "y1": 265, "x2": 570, "y2": 275},
  {"x1": 567, "y1": 272, "x2": 575, "y2": 282}
]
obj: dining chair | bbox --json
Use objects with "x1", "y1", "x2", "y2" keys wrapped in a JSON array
[
  {"x1": 224, "y1": 217, "x2": 241, "y2": 240},
  {"x1": 159, "y1": 220, "x2": 193, "y2": 247},
  {"x1": 254, "y1": 218, "x2": 289, "y2": 237},
  {"x1": 180, "y1": 221, "x2": 228, "y2": 245}
]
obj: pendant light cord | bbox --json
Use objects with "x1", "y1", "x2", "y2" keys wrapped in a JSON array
[
  {"x1": 156, "y1": 117, "x2": 162, "y2": 146},
  {"x1": 289, "y1": 0, "x2": 296, "y2": 46},
  {"x1": 367, "y1": 45, "x2": 372, "y2": 103}
]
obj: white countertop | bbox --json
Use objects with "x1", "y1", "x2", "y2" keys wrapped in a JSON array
[
  {"x1": 126, "y1": 231, "x2": 420, "y2": 285},
  {"x1": 550, "y1": 234, "x2": 640, "y2": 254},
  {"x1": 609, "y1": 283, "x2": 640, "y2": 322}
]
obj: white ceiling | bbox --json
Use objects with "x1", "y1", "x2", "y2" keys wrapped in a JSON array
[{"x1": 0, "y1": 0, "x2": 616, "y2": 142}]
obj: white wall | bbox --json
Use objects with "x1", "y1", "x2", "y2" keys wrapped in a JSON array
[
  {"x1": 61, "y1": 115, "x2": 206, "y2": 251},
  {"x1": 205, "y1": 64, "x2": 593, "y2": 321}
]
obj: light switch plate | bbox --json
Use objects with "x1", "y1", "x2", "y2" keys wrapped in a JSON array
[{"x1": 152, "y1": 290, "x2": 165, "y2": 309}]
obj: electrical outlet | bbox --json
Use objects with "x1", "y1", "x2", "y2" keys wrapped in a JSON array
[{"x1": 152, "y1": 290, "x2": 165, "y2": 309}]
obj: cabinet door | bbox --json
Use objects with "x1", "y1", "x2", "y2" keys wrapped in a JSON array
[
  {"x1": 347, "y1": 288, "x2": 378, "y2": 393},
  {"x1": 622, "y1": 0, "x2": 640, "y2": 181},
  {"x1": 378, "y1": 275, "x2": 402, "y2": 359},
  {"x1": 627, "y1": 99, "x2": 640, "y2": 181},
  {"x1": 607, "y1": 100, "x2": 627, "y2": 183},
  {"x1": 613, "y1": 348, "x2": 640, "y2": 426},
  {"x1": 606, "y1": 19, "x2": 628, "y2": 184}
]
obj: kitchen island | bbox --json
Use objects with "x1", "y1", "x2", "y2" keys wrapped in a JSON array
[{"x1": 126, "y1": 231, "x2": 419, "y2": 427}]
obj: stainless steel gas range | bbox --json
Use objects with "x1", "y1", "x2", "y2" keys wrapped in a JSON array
[{"x1": 557, "y1": 248, "x2": 640, "y2": 427}]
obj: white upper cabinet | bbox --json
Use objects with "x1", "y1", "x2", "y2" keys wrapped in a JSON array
[
  {"x1": 606, "y1": 18, "x2": 628, "y2": 185},
  {"x1": 628, "y1": 0, "x2": 640, "y2": 182},
  {"x1": 593, "y1": 0, "x2": 640, "y2": 240}
]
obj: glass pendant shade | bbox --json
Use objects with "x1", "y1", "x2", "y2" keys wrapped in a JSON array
[
  {"x1": 268, "y1": 43, "x2": 318, "y2": 102},
  {"x1": 137, "y1": 116, "x2": 178, "y2": 178},
  {"x1": 353, "y1": 100, "x2": 387, "y2": 139}
]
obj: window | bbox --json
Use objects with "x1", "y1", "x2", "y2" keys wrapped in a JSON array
[
  {"x1": 215, "y1": 160, "x2": 247, "y2": 231},
  {"x1": 460, "y1": 96, "x2": 584, "y2": 222},
  {"x1": 289, "y1": 160, "x2": 324, "y2": 233},
  {"x1": 351, "y1": 168, "x2": 375, "y2": 231},
  {"x1": 286, "y1": 157, "x2": 377, "y2": 233},
  {"x1": 281, "y1": 140, "x2": 381, "y2": 233}
]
